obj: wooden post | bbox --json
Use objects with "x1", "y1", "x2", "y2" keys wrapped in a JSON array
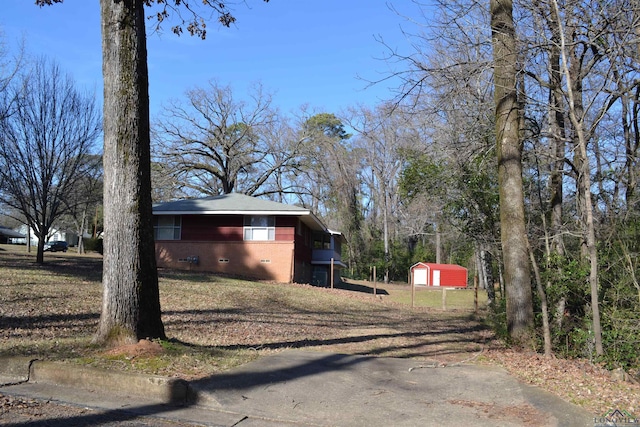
[
  {"x1": 26, "y1": 225, "x2": 31, "y2": 253},
  {"x1": 411, "y1": 269, "x2": 415, "y2": 309},
  {"x1": 442, "y1": 288, "x2": 447, "y2": 311},
  {"x1": 290, "y1": 248, "x2": 295, "y2": 283},
  {"x1": 330, "y1": 258, "x2": 334, "y2": 289},
  {"x1": 373, "y1": 265, "x2": 377, "y2": 296},
  {"x1": 474, "y1": 275, "x2": 479, "y2": 313}
]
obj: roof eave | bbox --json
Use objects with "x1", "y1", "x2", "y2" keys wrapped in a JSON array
[
  {"x1": 154, "y1": 209, "x2": 329, "y2": 232},
  {"x1": 154, "y1": 210, "x2": 309, "y2": 216}
]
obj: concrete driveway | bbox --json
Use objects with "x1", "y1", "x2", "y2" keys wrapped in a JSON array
[{"x1": 1, "y1": 350, "x2": 594, "y2": 426}]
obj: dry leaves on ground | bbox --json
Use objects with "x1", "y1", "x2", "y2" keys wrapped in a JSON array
[{"x1": 484, "y1": 348, "x2": 640, "y2": 416}]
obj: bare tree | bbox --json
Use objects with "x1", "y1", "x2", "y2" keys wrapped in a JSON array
[
  {"x1": 0, "y1": 31, "x2": 17, "y2": 197},
  {"x1": 59, "y1": 154, "x2": 103, "y2": 254},
  {"x1": 548, "y1": 0, "x2": 606, "y2": 356},
  {"x1": 297, "y1": 113, "x2": 363, "y2": 272},
  {"x1": 0, "y1": 58, "x2": 101, "y2": 263},
  {"x1": 155, "y1": 81, "x2": 300, "y2": 196},
  {"x1": 378, "y1": 1, "x2": 503, "y2": 282},
  {"x1": 348, "y1": 104, "x2": 418, "y2": 283},
  {"x1": 522, "y1": 0, "x2": 638, "y2": 358},
  {"x1": 0, "y1": 29, "x2": 23, "y2": 121},
  {"x1": 150, "y1": 160, "x2": 187, "y2": 202}
]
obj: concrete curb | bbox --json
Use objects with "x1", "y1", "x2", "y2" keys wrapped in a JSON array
[
  {"x1": 0, "y1": 358, "x2": 189, "y2": 406},
  {"x1": 0, "y1": 356, "x2": 32, "y2": 384}
]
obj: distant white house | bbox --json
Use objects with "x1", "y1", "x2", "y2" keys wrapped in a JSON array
[{"x1": 14, "y1": 224, "x2": 85, "y2": 247}]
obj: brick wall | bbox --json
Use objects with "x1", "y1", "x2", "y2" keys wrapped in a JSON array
[{"x1": 156, "y1": 240, "x2": 296, "y2": 283}]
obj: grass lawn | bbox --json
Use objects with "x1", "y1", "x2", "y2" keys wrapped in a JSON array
[
  {"x1": 0, "y1": 244, "x2": 489, "y2": 380},
  {"x1": 386, "y1": 285, "x2": 487, "y2": 309},
  {"x1": 329, "y1": 278, "x2": 488, "y2": 309}
]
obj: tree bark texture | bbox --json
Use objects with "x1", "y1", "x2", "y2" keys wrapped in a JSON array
[
  {"x1": 96, "y1": 0, "x2": 165, "y2": 344},
  {"x1": 490, "y1": 0, "x2": 534, "y2": 344}
]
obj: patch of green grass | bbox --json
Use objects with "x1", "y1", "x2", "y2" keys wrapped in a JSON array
[
  {"x1": 385, "y1": 287, "x2": 488, "y2": 309},
  {"x1": 70, "y1": 339, "x2": 262, "y2": 379}
]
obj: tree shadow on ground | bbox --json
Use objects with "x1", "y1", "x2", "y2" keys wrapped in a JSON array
[
  {"x1": 0, "y1": 250, "x2": 103, "y2": 284},
  {"x1": 166, "y1": 321, "x2": 488, "y2": 361},
  {"x1": 0, "y1": 353, "x2": 378, "y2": 426},
  {"x1": 313, "y1": 280, "x2": 390, "y2": 295},
  {"x1": 158, "y1": 269, "x2": 222, "y2": 283}
]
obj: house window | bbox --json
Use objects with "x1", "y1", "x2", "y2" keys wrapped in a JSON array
[
  {"x1": 154, "y1": 216, "x2": 181, "y2": 240},
  {"x1": 313, "y1": 233, "x2": 331, "y2": 250},
  {"x1": 244, "y1": 215, "x2": 275, "y2": 241}
]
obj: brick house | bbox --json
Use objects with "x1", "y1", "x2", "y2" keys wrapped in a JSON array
[{"x1": 153, "y1": 193, "x2": 346, "y2": 285}]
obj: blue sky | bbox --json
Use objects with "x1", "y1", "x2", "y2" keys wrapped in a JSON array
[{"x1": 2, "y1": 1, "x2": 420, "y2": 117}]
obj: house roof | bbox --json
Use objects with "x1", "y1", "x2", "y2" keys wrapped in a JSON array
[
  {"x1": 0, "y1": 226, "x2": 26, "y2": 239},
  {"x1": 153, "y1": 193, "x2": 328, "y2": 231},
  {"x1": 327, "y1": 229, "x2": 347, "y2": 244}
]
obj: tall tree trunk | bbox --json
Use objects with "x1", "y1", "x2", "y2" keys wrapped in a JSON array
[
  {"x1": 547, "y1": 2, "x2": 566, "y2": 258},
  {"x1": 528, "y1": 240, "x2": 552, "y2": 357},
  {"x1": 622, "y1": 87, "x2": 638, "y2": 207},
  {"x1": 482, "y1": 249, "x2": 495, "y2": 298},
  {"x1": 95, "y1": 0, "x2": 165, "y2": 344},
  {"x1": 383, "y1": 191, "x2": 390, "y2": 284},
  {"x1": 78, "y1": 210, "x2": 86, "y2": 254},
  {"x1": 551, "y1": 0, "x2": 603, "y2": 356},
  {"x1": 490, "y1": 0, "x2": 534, "y2": 344},
  {"x1": 36, "y1": 236, "x2": 45, "y2": 264},
  {"x1": 435, "y1": 222, "x2": 442, "y2": 264},
  {"x1": 547, "y1": 5, "x2": 567, "y2": 329},
  {"x1": 475, "y1": 243, "x2": 486, "y2": 289}
]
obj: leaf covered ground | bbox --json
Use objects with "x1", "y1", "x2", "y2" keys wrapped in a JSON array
[{"x1": 0, "y1": 245, "x2": 638, "y2": 418}]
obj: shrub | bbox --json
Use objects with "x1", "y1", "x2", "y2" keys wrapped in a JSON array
[{"x1": 83, "y1": 237, "x2": 103, "y2": 254}]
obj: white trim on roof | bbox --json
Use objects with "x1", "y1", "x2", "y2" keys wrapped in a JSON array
[{"x1": 155, "y1": 210, "x2": 311, "y2": 216}]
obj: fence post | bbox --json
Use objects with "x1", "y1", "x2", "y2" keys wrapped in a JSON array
[
  {"x1": 330, "y1": 258, "x2": 334, "y2": 289},
  {"x1": 373, "y1": 266, "x2": 377, "y2": 296},
  {"x1": 442, "y1": 288, "x2": 447, "y2": 311},
  {"x1": 411, "y1": 271, "x2": 415, "y2": 309},
  {"x1": 474, "y1": 275, "x2": 478, "y2": 313}
]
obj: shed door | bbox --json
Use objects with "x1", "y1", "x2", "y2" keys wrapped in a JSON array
[
  {"x1": 433, "y1": 270, "x2": 441, "y2": 286},
  {"x1": 414, "y1": 269, "x2": 427, "y2": 286}
]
